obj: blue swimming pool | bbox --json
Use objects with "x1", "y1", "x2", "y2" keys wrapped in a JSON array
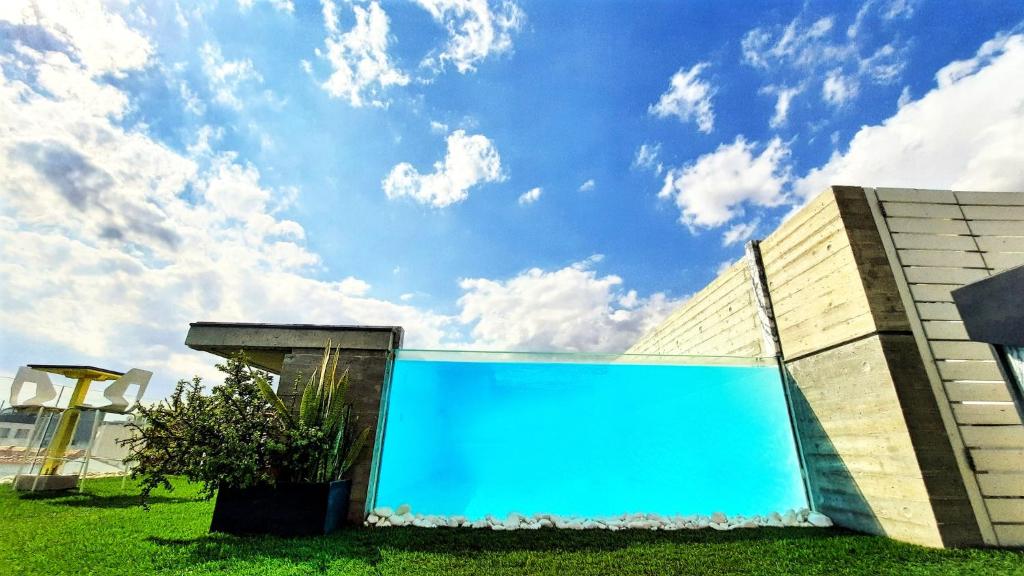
[{"x1": 372, "y1": 351, "x2": 808, "y2": 520}]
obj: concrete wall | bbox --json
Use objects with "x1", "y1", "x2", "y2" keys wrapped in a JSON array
[
  {"x1": 628, "y1": 258, "x2": 764, "y2": 357},
  {"x1": 276, "y1": 347, "x2": 393, "y2": 522},
  {"x1": 628, "y1": 186, "x2": 986, "y2": 547},
  {"x1": 865, "y1": 188, "x2": 1024, "y2": 547}
]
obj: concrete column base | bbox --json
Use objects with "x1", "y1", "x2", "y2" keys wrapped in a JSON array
[{"x1": 14, "y1": 474, "x2": 79, "y2": 492}]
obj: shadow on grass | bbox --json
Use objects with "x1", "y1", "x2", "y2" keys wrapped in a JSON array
[
  {"x1": 149, "y1": 525, "x2": 859, "y2": 567},
  {"x1": 18, "y1": 491, "x2": 199, "y2": 509}
]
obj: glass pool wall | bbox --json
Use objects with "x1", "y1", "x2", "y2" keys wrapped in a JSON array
[{"x1": 371, "y1": 350, "x2": 809, "y2": 520}]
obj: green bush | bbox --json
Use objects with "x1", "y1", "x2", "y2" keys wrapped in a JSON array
[{"x1": 121, "y1": 346, "x2": 368, "y2": 506}]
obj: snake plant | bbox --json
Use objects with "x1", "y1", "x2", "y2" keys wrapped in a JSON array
[{"x1": 255, "y1": 342, "x2": 371, "y2": 483}]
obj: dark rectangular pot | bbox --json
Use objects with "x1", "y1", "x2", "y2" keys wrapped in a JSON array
[{"x1": 210, "y1": 479, "x2": 352, "y2": 537}]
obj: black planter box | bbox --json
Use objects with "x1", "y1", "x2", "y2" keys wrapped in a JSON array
[{"x1": 210, "y1": 479, "x2": 352, "y2": 537}]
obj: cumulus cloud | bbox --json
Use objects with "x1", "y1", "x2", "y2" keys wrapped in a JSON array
[
  {"x1": 648, "y1": 63, "x2": 715, "y2": 133},
  {"x1": 416, "y1": 0, "x2": 525, "y2": 74},
  {"x1": 632, "y1": 143, "x2": 663, "y2": 175},
  {"x1": 457, "y1": 257, "x2": 682, "y2": 352},
  {"x1": 382, "y1": 130, "x2": 505, "y2": 207},
  {"x1": 314, "y1": 0, "x2": 409, "y2": 107},
  {"x1": 795, "y1": 32, "x2": 1024, "y2": 199},
  {"x1": 0, "y1": 0, "x2": 692, "y2": 397},
  {"x1": 578, "y1": 179, "x2": 596, "y2": 192},
  {"x1": 518, "y1": 187, "x2": 541, "y2": 205},
  {"x1": 200, "y1": 42, "x2": 263, "y2": 110},
  {"x1": 658, "y1": 137, "x2": 790, "y2": 229},
  {"x1": 0, "y1": 0, "x2": 451, "y2": 393}
]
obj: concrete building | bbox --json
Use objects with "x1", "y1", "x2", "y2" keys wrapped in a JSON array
[{"x1": 628, "y1": 186, "x2": 1024, "y2": 548}]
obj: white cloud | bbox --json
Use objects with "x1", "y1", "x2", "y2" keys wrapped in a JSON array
[
  {"x1": 179, "y1": 80, "x2": 205, "y2": 115},
  {"x1": 896, "y1": 85, "x2": 911, "y2": 108},
  {"x1": 238, "y1": 0, "x2": 295, "y2": 13},
  {"x1": 518, "y1": 186, "x2": 541, "y2": 205},
  {"x1": 761, "y1": 84, "x2": 803, "y2": 127},
  {"x1": 416, "y1": 0, "x2": 525, "y2": 74},
  {"x1": 200, "y1": 42, "x2": 263, "y2": 110},
  {"x1": 859, "y1": 43, "x2": 905, "y2": 83},
  {"x1": 659, "y1": 137, "x2": 790, "y2": 229},
  {"x1": 315, "y1": 0, "x2": 409, "y2": 107},
  {"x1": 578, "y1": 179, "x2": 596, "y2": 192},
  {"x1": 648, "y1": 63, "x2": 715, "y2": 133},
  {"x1": 382, "y1": 130, "x2": 505, "y2": 207},
  {"x1": 742, "y1": 17, "x2": 842, "y2": 70},
  {"x1": 935, "y1": 32, "x2": 1018, "y2": 88},
  {"x1": 0, "y1": 0, "x2": 153, "y2": 77},
  {"x1": 430, "y1": 120, "x2": 449, "y2": 134},
  {"x1": 822, "y1": 69, "x2": 859, "y2": 106},
  {"x1": 880, "y1": 0, "x2": 918, "y2": 20},
  {"x1": 742, "y1": 10, "x2": 908, "y2": 108},
  {"x1": 722, "y1": 219, "x2": 761, "y2": 247},
  {"x1": 0, "y1": 0, "x2": 452, "y2": 394},
  {"x1": 457, "y1": 257, "x2": 682, "y2": 352},
  {"x1": 795, "y1": 32, "x2": 1024, "y2": 199},
  {"x1": 632, "y1": 143, "x2": 663, "y2": 175},
  {"x1": 0, "y1": 0, "x2": 690, "y2": 397}
]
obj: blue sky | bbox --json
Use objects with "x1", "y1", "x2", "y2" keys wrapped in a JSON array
[{"x1": 1, "y1": 0, "x2": 1023, "y2": 397}]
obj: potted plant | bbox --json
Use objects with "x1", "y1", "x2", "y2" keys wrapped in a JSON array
[{"x1": 122, "y1": 344, "x2": 370, "y2": 536}]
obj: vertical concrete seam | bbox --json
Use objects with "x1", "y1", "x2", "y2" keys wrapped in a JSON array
[{"x1": 746, "y1": 239, "x2": 815, "y2": 511}]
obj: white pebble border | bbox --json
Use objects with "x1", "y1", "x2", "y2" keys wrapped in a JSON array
[{"x1": 365, "y1": 506, "x2": 833, "y2": 531}]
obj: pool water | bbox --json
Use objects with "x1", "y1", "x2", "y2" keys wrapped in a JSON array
[{"x1": 372, "y1": 354, "x2": 808, "y2": 520}]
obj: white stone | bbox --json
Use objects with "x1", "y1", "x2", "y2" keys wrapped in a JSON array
[
  {"x1": 710, "y1": 512, "x2": 727, "y2": 524},
  {"x1": 451, "y1": 515, "x2": 468, "y2": 526},
  {"x1": 781, "y1": 510, "x2": 798, "y2": 527},
  {"x1": 378, "y1": 519, "x2": 391, "y2": 527},
  {"x1": 807, "y1": 512, "x2": 833, "y2": 527},
  {"x1": 391, "y1": 513, "x2": 413, "y2": 527},
  {"x1": 373, "y1": 507, "x2": 394, "y2": 518},
  {"x1": 470, "y1": 519, "x2": 489, "y2": 529},
  {"x1": 395, "y1": 504, "x2": 412, "y2": 516},
  {"x1": 367, "y1": 514, "x2": 380, "y2": 525}
]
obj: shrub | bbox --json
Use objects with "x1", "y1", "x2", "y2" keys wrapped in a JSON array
[{"x1": 122, "y1": 345, "x2": 369, "y2": 506}]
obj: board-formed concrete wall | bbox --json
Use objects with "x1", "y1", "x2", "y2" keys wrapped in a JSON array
[
  {"x1": 628, "y1": 258, "x2": 765, "y2": 358},
  {"x1": 628, "y1": 186, "x2": 989, "y2": 547},
  {"x1": 864, "y1": 188, "x2": 1024, "y2": 547}
]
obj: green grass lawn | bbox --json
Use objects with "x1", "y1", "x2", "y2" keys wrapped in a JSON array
[{"x1": 2, "y1": 478, "x2": 1023, "y2": 575}]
